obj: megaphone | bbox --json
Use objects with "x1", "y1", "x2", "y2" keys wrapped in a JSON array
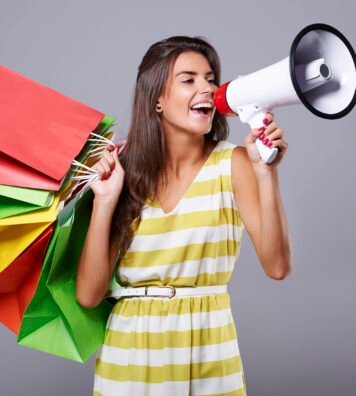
[{"x1": 214, "y1": 23, "x2": 356, "y2": 164}]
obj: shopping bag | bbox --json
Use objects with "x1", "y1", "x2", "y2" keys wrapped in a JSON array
[
  {"x1": 0, "y1": 153, "x2": 61, "y2": 191},
  {"x1": 58, "y1": 115, "x2": 116, "y2": 202},
  {"x1": 0, "y1": 194, "x2": 61, "y2": 272},
  {"x1": 0, "y1": 114, "x2": 116, "y2": 220},
  {"x1": 0, "y1": 115, "x2": 116, "y2": 272},
  {"x1": 0, "y1": 185, "x2": 54, "y2": 219},
  {"x1": 0, "y1": 224, "x2": 54, "y2": 333},
  {"x1": 0, "y1": 64, "x2": 105, "y2": 190},
  {"x1": 17, "y1": 190, "x2": 119, "y2": 363}
]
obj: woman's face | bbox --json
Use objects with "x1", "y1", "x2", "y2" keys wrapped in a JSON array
[{"x1": 157, "y1": 51, "x2": 217, "y2": 137}]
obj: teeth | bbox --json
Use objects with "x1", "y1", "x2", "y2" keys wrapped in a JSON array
[{"x1": 191, "y1": 102, "x2": 213, "y2": 110}]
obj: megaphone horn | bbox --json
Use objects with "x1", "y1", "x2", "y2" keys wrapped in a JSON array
[{"x1": 214, "y1": 23, "x2": 356, "y2": 164}]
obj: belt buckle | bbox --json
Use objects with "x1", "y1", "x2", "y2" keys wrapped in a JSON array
[
  {"x1": 160, "y1": 285, "x2": 176, "y2": 298},
  {"x1": 145, "y1": 285, "x2": 176, "y2": 298}
]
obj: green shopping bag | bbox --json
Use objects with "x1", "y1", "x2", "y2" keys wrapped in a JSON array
[
  {"x1": 0, "y1": 185, "x2": 54, "y2": 219},
  {"x1": 17, "y1": 189, "x2": 122, "y2": 363}
]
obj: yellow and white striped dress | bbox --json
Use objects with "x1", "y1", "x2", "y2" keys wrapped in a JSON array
[{"x1": 94, "y1": 139, "x2": 247, "y2": 396}]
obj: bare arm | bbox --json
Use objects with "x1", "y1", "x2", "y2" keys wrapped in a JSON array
[
  {"x1": 76, "y1": 144, "x2": 125, "y2": 307},
  {"x1": 232, "y1": 113, "x2": 292, "y2": 280},
  {"x1": 76, "y1": 197, "x2": 118, "y2": 308}
]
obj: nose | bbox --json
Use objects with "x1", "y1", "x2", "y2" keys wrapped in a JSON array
[{"x1": 199, "y1": 78, "x2": 215, "y2": 95}]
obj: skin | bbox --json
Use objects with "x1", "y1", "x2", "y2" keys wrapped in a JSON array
[
  {"x1": 232, "y1": 113, "x2": 292, "y2": 280},
  {"x1": 154, "y1": 51, "x2": 219, "y2": 208},
  {"x1": 76, "y1": 50, "x2": 292, "y2": 307}
]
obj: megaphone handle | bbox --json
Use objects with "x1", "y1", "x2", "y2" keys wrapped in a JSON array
[
  {"x1": 247, "y1": 109, "x2": 279, "y2": 164},
  {"x1": 255, "y1": 138, "x2": 278, "y2": 164}
]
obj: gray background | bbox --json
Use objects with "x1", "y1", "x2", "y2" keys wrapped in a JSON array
[{"x1": 0, "y1": 0, "x2": 355, "y2": 395}]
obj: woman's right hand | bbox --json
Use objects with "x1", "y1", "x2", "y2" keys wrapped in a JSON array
[{"x1": 90, "y1": 142, "x2": 126, "y2": 207}]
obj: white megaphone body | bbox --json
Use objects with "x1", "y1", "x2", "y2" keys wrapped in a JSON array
[{"x1": 214, "y1": 23, "x2": 356, "y2": 164}]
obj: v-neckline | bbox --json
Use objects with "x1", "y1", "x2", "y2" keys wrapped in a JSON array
[{"x1": 153, "y1": 140, "x2": 220, "y2": 216}]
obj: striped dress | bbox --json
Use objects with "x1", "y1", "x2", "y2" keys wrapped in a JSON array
[{"x1": 94, "y1": 139, "x2": 247, "y2": 396}]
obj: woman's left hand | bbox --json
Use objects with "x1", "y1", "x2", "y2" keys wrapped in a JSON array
[{"x1": 244, "y1": 112, "x2": 288, "y2": 174}]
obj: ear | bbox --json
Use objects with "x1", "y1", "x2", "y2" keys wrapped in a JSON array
[{"x1": 156, "y1": 100, "x2": 163, "y2": 113}]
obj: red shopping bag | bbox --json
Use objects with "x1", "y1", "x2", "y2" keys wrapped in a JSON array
[
  {"x1": 0, "y1": 65, "x2": 104, "y2": 190},
  {"x1": 0, "y1": 152, "x2": 60, "y2": 190}
]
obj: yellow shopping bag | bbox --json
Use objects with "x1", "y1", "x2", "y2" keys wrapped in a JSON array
[{"x1": 0, "y1": 194, "x2": 62, "y2": 272}]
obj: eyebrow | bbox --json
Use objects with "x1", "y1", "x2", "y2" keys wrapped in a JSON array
[{"x1": 175, "y1": 70, "x2": 215, "y2": 78}]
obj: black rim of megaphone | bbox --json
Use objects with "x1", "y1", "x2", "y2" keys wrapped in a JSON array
[{"x1": 289, "y1": 23, "x2": 356, "y2": 120}]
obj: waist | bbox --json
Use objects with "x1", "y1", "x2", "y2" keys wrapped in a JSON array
[{"x1": 107, "y1": 285, "x2": 228, "y2": 299}]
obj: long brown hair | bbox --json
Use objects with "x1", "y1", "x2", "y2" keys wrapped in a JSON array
[{"x1": 110, "y1": 35, "x2": 229, "y2": 260}]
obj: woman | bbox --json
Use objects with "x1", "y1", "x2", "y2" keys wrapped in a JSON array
[{"x1": 76, "y1": 36, "x2": 292, "y2": 396}]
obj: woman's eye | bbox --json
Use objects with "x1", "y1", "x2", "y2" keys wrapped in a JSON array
[{"x1": 182, "y1": 78, "x2": 217, "y2": 84}]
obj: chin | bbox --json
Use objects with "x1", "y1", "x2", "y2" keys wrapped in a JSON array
[
  {"x1": 189, "y1": 122, "x2": 213, "y2": 134},
  {"x1": 197, "y1": 126, "x2": 213, "y2": 135}
]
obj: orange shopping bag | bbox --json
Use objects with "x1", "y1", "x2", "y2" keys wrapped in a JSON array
[{"x1": 0, "y1": 224, "x2": 54, "y2": 334}]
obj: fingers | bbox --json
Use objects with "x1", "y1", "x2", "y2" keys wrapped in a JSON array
[
  {"x1": 102, "y1": 149, "x2": 115, "y2": 171},
  {"x1": 96, "y1": 160, "x2": 111, "y2": 180},
  {"x1": 268, "y1": 138, "x2": 288, "y2": 150},
  {"x1": 88, "y1": 140, "x2": 127, "y2": 181},
  {"x1": 263, "y1": 111, "x2": 274, "y2": 125},
  {"x1": 92, "y1": 162, "x2": 106, "y2": 180},
  {"x1": 260, "y1": 127, "x2": 284, "y2": 144},
  {"x1": 91, "y1": 149, "x2": 112, "y2": 180},
  {"x1": 116, "y1": 139, "x2": 127, "y2": 147},
  {"x1": 110, "y1": 146, "x2": 125, "y2": 176},
  {"x1": 246, "y1": 112, "x2": 275, "y2": 143},
  {"x1": 103, "y1": 145, "x2": 125, "y2": 178},
  {"x1": 244, "y1": 127, "x2": 261, "y2": 145},
  {"x1": 261, "y1": 121, "x2": 278, "y2": 135},
  {"x1": 116, "y1": 140, "x2": 127, "y2": 156},
  {"x1": 242, "y1": 110, "x2": 286, "y2": 152},
  {"x1": 258, "y1": 129, "x2": 288, "y2": 152},
  {"x1": 257, "y1": 114, "x2": 284, "y2": 147}
]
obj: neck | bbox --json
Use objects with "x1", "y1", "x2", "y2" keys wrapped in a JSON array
[{"x1": 163, "y1": 131, "x2": 210, "y2": 178}]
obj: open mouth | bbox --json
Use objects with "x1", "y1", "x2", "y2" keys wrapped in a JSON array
[{"x1": 190, "y1": 103, "x2": 214, "y2": 117}]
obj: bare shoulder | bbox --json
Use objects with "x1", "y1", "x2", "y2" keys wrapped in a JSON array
[
  {"x1": 231, "y1": 145, "x2": 261, "y2": 255},
  {"x1": 231, "y1": 145, "x2": 257, "y2": 198},
  {"x1": 231, "y1": 145, "x2": 248, "y2": 165}
]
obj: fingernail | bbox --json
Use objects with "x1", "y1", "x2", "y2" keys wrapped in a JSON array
[
  {"x1": 259, "y1": 133, "x2": 265, "y2": 140},
  {"x1": 258, "y1": 127, "x2": 265, "y2": 132},
  {"x1": 108, "y1": 145, "x2": 115, "y2": 151},
  {"x1": 263, "y1": 118, "x2": 269, "y2": 125},
  {"x1": 268, "y1": 142, "x2": 273, "y2": 148},
  {"x1": 263, "y1": 138, "x2": 269, "y2": 145}
]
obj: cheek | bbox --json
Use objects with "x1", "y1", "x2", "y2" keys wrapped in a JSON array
[
  {"x1": 162, "y1": 105, "x2": 188, "y2": 126},
  {"x1": 173, "y1": 82, "x2": 192, "y2": 100},
  {"x1": 165, "y1": 92, "x2": 192, "y2": 117},
  {"x1": 174, "y1": 88, "x2": 192, "y2": 109}
]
